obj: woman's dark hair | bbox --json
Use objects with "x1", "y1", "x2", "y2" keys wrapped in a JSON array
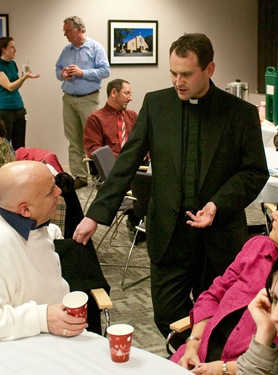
[
  {"x1": 266, "y1": 258, "x2": 278, "y2": 301},
  {"x1": 0, "y1": 36, "x2": 13, "y2": 55},
  {"x1": 0, "y1": 119, "x2": 7, "y2": 138},
  {"x1": 169, "y1": 33, "x2": 214, "y2": 71}
]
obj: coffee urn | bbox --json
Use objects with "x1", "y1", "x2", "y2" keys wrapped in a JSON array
[
  {"x1": 265, "y1": 67, "x2": 278, "y2": 126},
  {"x1": 226, "y1": 79, "x2": 249, "y2": 101}
]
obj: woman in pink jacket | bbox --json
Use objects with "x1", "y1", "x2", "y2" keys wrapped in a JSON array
[{"x1": 171, "y1": 210, "x2": 278, "y2": 375}]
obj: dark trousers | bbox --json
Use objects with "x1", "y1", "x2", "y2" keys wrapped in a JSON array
[
  {"x1": 151, "y1": 213, "x2": 207, "y2": 350},
  {"x1": 151, "y1": 211, "x2": 247, "y2": 350},
  {"x1": 0, "y1": 108, "x2": 26, "y2": 150}
]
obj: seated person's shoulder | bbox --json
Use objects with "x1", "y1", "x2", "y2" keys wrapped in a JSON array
[{"x1": 48, "y1": 222, "x2": 64, "y2": 240}]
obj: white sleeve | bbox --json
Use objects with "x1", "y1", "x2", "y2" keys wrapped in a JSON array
[{"x1": 0, "y1": 299, "x2": 48, "y2": 341}]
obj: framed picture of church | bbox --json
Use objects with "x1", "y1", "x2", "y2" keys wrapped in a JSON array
[
  {"x1": 108, "y1": 20, "x2": 158, "y2": 66},
  {"x1": 0, "y1": 14, "x2": 9, "y2": 37}
]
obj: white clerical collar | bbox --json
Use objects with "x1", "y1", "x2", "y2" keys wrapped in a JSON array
[{"x1": 189, "y1": 98, "x2": 198, "y2": 105}]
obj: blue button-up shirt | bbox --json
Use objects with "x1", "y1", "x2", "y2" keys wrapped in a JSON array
[{"x1": 55, "y1": 37, "x2": 110, "y2": 95}]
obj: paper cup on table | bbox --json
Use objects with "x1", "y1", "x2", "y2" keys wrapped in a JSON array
[
  {"x1": 107, "y1": 324, "x2": 134, "y2": 363},
  {"x1": 63, "y1": 291, "x2": 88, "y2": 319}
]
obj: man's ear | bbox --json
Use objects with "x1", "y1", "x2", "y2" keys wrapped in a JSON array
[
  {"x1": 206, "y1": 61, "x2": 215, "y2": 78},
  {"x1": 111, "y1": 88, "x2": 118, "y2": 98},
  {"x1": 18, "y1": 202, "x2": 31, "y2": 218}
]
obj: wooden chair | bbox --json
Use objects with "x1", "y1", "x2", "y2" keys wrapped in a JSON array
[
  {"x1": 166, "y1": 316, "x2": 191, "y2": 355},
  {"x1": 90, "y1": 288, "x2": 113, "y2": 336}
]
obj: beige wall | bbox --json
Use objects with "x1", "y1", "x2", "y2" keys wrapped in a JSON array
[{"x1": 0, "y1": 0, "x2": 260, "y2": 167}]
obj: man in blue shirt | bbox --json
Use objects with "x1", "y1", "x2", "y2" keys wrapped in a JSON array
[{"x1": 56, "y1": 16, "x2": 110, "y2": 189}]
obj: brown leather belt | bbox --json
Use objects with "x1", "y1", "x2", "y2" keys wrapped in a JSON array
[{"x1": 65, "y1": 90, "x2": 99, "y2": 97}]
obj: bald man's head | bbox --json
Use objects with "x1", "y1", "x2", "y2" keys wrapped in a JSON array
[{"x1": 0, "y1": 161, "x2": 61, "y2": 226}]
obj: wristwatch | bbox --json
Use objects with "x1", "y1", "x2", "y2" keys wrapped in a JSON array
[{"x1": 222, "y1": 361, "x2": 230, "y2": 375}]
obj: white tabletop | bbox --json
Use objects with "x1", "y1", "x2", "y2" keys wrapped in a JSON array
[
  {"x1": 254, "y1": 147, "x2": 278, "y2": 203},
  {"x1": 0, "y1": 332, "x2": 191, "y2": 375},
  {"x1": 261, "y1": 120, "x2": 277, "y2": 148}
]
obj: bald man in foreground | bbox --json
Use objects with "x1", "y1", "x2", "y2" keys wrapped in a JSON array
[{"x1": 0, "y1": 161, "x2": 88, "y2": 340}]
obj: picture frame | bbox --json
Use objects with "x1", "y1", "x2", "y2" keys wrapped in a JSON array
[
  {"x1": 108, "y1": 20, "x2": 158, "y2": 66},
  {"x1": 0, "y1": 14, "x2": 9, "y2": 37}
]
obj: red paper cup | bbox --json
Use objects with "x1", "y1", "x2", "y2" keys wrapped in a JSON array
[
  {"x1": 63, "y1": 291, "x2": 88, "y2": 319},
  {"x1": 107, "y1": 324, "x2": 134, "y2": 363}
]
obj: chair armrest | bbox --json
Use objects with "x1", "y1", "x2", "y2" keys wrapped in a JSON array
[
  {"x1": 90, "y1": 288, "x2": 113, "y2": 310},
  {"x1": 166, "y1": 316, "x2": 191, "y2": 355},
  {"x1": 125, "y1": 194, "x2": 137, "y2": 201},
  {"x1": 91, "y1": 288, "x2": 113, "y2": 337},
  {"x1": 264, "y1": 203, "x2": 277, "y2": 213},
  {"x1": 169, "y1": 316, "x2": 191, "y2": 333},
  {"x1": 138, "y1": 165, "x2": 149, "y2": 171}
]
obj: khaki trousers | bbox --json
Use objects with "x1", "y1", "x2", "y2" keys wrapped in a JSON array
[{"x1": 62, "y1": 92, "x2": 99, "y2": 180}]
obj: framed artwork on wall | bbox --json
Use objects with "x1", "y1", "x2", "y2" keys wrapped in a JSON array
[
  {"x1": 108, "y1": 20, "x2": 158, "y2": 66},
  {"x1": 0, "y1": 14, "x2": 9, "y2": 37}
]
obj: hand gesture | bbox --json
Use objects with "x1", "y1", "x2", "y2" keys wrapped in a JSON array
[
  {"x1": 186, "y1": 202, "x2": 217, "y2": 228},
  {"x1": 21, "y1": 71, "x2": 40, "y2": 81},
  {"x1": 26, "y1": 72, "x2": 40, "y2": 79},
  {"x1": 73, "y1": 217, "x2": 98, "y2": 245},
  {"x1": 47, "y1": 304, "x2": 88, "y2": 337}
]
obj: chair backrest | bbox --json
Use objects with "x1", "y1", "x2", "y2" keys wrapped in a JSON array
[
  {"x1": 130, "y1": 171, "x2": 152, "y2": 220},
  {"x1": 91, "y1": 146, "x2": 116, "y2": 181}
]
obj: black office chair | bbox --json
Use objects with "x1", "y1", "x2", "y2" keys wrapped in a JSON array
[
  {"x1": 82, "y1": 158, "x2": 102, "y2": 213},
  {"x1": 91, "y1": 146, "x2": 135, "y2": 252},
  {"x1": 121, "y1": 171, "x2": 152, "y2": 290},
  {"x1": 261, "y1": 202, "x2": 277, "y2": 234}
]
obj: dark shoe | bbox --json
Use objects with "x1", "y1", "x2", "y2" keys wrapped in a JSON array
[{"x1": 74, "y1": 177, "x2": 88, "y2": 190}]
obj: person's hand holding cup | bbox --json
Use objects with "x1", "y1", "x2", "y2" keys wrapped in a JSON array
[
  {"x1": 63, "y1": 291, "x2": 88, "y2": 319},
  {"x1": 107, "y1": 324, "x2": 134, "y2": 363}
]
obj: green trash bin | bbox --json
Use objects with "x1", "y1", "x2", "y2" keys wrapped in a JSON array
[{"x1": 265, "y1": 67, "x2": 278, "y2": 125}]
